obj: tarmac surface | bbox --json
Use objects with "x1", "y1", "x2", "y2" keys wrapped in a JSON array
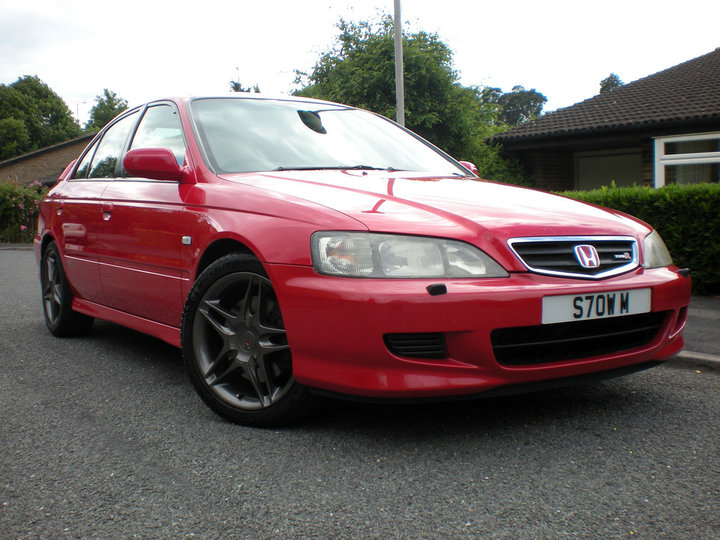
[{"x1": 2, "y1": 245, "x2": 718, "y2": 537}]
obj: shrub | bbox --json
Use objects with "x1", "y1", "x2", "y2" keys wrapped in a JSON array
[
  {"x1": 0, "y1": 178, "x2": 47, "y2": 243},
  {"x1": 561, "y1": 183, "x2": 720, "y2": 294}
]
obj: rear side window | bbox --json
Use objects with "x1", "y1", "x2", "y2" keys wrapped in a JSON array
[
  {"x1": 73, "y1": 112, "x2": 138, "y2": 179},
  {"x1": 73, "y1": 139, "x2": 99, "y2": 179}
]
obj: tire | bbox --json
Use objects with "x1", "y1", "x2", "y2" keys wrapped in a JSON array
[
  {"x1": 40, "y1": 242, "x2": 93, "y2": 337},
  {"x1": 181, "y1": 253, "x2": 312, "y2": 427}
]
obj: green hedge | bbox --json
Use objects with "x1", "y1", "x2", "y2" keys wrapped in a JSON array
[
  {"x1": 0, "y1": 179, "x2": 47, "y2": 243},
  {"x1": 561, "y1": 183, "x2": 720, "y2": 294}
]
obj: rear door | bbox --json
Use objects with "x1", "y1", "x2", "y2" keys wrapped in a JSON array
[{"x1": 52, "y1": 111, "x2": 139, "y2": 303}]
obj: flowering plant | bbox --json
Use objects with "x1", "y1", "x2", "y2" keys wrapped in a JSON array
[{"x1": 0, "y1": 179, "x2": 48, "y2": 243}]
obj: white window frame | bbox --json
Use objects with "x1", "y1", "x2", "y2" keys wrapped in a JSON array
[{"x1": 654, "y1": 132, "x2": 720, "y2": 187}]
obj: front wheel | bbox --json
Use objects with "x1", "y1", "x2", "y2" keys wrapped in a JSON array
[{"x1": 181, "y1": 254, "x2": 311, "y2": 427}]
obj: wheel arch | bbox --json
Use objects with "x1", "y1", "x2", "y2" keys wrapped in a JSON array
[
  {"x1": 194, "y1": 238, "x2": 260, "y2": 281},
  {"x1": 39, "y1": 231, "x2": 58, "y2": 257}
]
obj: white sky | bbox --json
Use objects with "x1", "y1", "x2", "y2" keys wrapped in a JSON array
[{"x1": 1, "y1": 0, "x2": 719, "y2": 126}]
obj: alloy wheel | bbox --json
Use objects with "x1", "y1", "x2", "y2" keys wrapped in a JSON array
[
  {"x1": 191, "y1": 271, "x2": 293, "y2": 411},
  {"x1": 42, "y1": 249, "x2": 63, "y2": 327}
]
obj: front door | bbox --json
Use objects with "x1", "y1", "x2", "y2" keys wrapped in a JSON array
[{"x1": 96, "y1": 103, "x2": 192, "y2": 327}]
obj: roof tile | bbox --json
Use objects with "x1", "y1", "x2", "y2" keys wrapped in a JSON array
[{"x1": 495, "y1": 48, "x2": 720, "y2": 142}]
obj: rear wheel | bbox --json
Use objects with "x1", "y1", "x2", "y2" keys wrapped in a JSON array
[
  {"x1": 181, "y1": 254, "x2": 311, "y2": 427},
  {"x1": 40, "y1": 242, "x2": 93, "y2": 336}
]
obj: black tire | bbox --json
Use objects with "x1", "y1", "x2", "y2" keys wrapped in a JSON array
[
  {"x1": 181, "y1": 253, "x2": 312, "y2": 427},
  {"x1": 40, "y1": 241, "x2": 93, "y2": 337}
]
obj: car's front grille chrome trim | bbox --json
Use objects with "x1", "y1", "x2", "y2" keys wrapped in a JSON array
[{"x1": 508, "y1": 236, "x2": 639, "y2": 279}]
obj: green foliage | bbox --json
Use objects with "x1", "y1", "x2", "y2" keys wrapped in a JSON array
[
  {"x1": 85, "y1": 89, "x2": 128, "y2": 131},
  {"x1": 0, "y1": 178, "x2": 47, "y2": 243},
  {"x1": 0, "y1": 75, "x2": 82, "y2": 160},
  {"x1": 0, "y1": 117, "x2": 30, "y2": 158},
  {"x1": 471, "y1": 139, "x2": 532, "y2": 186},
  {"x1": 296, "y1": 17, "x2": 457, "y2": 128},
  {"x1": 562, "y1": 183, "x2": 720, "y2": 293},
  {"x1": 294, "y1": 16, "x2": 529, "y2": 185},
  {"x1": 480, "y1": 85, "x2": 547, "y2": 126},
  {"x1": 600, "y1": 73, "x2": 623, "y2": 93},
  {"x1": 229, "y1": 81, "x2": 260, "y2": 93}
]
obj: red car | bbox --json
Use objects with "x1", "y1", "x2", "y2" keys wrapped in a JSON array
[{"x1": 35, "y1": 96, "x2": 691, "y2": 426}]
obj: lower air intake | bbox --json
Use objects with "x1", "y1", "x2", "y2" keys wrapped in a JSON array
[
  {"x1": 491, "y1": 312, "x2": 667, "y2": 366},
  {"x1": 384, "y1": 333, "x2": 446, "y2": 359}
]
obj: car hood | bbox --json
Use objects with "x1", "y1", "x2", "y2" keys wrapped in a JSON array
[{"x1": 221, "y1": 170, "x2": 650, "y2": 268}]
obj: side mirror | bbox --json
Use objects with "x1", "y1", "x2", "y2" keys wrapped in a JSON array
[
  {"x1": 123, "y1": 148, "x2": 183, "y2": 181},
  {"x1": 458, "y1": 161, "x2": 479, "y2": 176}
]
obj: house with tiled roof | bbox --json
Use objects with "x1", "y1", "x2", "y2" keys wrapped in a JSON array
[{"x1": 495, "y1": 48, "x2": 720, "y2": 191}]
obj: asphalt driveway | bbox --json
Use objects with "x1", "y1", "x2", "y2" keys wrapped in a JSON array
[{"x1": 1, "y1": 247, "x2": 718, "y2": 538}]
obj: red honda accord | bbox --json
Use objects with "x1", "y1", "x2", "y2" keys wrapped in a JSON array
[{"x1": 35, "y1": 96, "x2": 691, "y2": 426}]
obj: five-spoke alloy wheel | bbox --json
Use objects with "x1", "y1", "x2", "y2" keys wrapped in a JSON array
[{"x1": 182, "y1": 254, "x2": 310, "y2": 426}]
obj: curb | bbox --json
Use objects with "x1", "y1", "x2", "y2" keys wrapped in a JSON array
[
  {"x1": 0, "y1": 244, "x2": 34, "y2": 250},
  {"x1": 668, "y1": 350, "x2": 720, "y2": 370}
]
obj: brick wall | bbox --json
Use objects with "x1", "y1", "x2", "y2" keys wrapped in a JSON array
[
  {"x1": 640, "y1": 140, "x2": 654, "y2": 186},
  {"x1": 0, "y1": 135, "x2": 94, "y2": 186}
]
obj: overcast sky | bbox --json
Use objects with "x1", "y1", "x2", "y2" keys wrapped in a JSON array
[{"x1": 1, "y1": 0, "x2": 719, "y2": 126}]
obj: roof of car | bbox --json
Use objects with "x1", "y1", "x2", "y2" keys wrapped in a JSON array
[
  {"x1": 494, "y1": 48, "x2": 720, "y2": 142},
  {"x1": 179, "y1": 94, "x2": 349, "y2": 106}
]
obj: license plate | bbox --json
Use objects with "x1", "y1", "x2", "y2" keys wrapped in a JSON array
[{"x1": 542, "y1": 288, "x2": 651, "y2": 324}]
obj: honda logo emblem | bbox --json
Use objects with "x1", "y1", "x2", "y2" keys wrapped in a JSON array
[{"x1": 574, "y1": 244, "x2": 600, "y2": 269}]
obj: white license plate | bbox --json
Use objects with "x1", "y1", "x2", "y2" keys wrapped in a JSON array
[{"x1": 542, "y1": 288, "x2": 651, "y2": 324}]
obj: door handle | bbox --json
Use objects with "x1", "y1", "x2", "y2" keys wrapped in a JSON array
[{"x1": 101, "y1": 202, "x2": 113, "y2": 221}]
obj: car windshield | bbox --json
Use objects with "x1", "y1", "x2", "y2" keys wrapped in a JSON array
[{"x1": 189, "y1": 98, "x2": 467, "y2": 176}]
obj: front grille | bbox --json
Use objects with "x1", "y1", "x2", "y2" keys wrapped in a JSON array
[
  {"x1": 508, "y1": 236, "x2": 638, "y2": 279},
  {"x1": 384, "y1": 333, "x2": 446, "y2": 359},
  {"x1": 491, "y1": 312, "x2": 667, "y2": 366}
]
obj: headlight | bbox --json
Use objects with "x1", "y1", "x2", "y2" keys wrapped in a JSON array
[
  {"x1": 311, "y1": 232, "x2": 509, "y2": 278},
  {"x1": 643, "y1": 231, "x2": 673, "y2": 268}
]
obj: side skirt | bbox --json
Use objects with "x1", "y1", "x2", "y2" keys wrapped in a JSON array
[{"x1": 72, "y1": 298, "x2": 181, "y2": 348}]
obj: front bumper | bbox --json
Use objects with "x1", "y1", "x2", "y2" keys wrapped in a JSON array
[{"x1": 269, "y1": 264, "x2": 691, "y2": 398}]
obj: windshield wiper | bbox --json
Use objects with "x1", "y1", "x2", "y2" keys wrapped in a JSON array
[{"x1": 273, "y1": 165, "x2": 401, "y2": 172}]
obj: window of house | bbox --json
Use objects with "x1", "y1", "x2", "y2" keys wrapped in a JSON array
[
  {"x1": 575, "y1": 149, "x2": 642, "y2": 190},
  {"x1": 654, "y1": 133, "x2": 720, "y2": 187}
]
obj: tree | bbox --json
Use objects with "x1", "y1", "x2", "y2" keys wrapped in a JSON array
[
  {"x1": 293, "y1": 17, "x2": 530, "y2": 184},
  {"x1": 0, "y1": 75, "x2": 81, "y2": 160},
  {"x1": 85, "y1": 89, "x2": 128, "y2": 131},
  {"x1": 600, "y1": 73, "x2": 623, "y2": 93},
  {"x1": 480, "y1": 85, "x2": 547, "y2": 126},
  {"x1": 0, "y1": 118, "x2": 29, "y2": 159},
  {"x1": 297, "y1": 20, "x2": 483, "y2": 162},
  {"x1": 230, "y1": 81, "x2": 260, "y2": 93}
]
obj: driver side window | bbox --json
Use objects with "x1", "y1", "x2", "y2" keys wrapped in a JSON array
[{"x1": 129, "y1": 104, "x2": 186, "y2": 167}]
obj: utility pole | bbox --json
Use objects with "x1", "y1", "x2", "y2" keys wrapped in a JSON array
[{"x1": 394, "y1": 0, "x2": 405, "y2": 126}]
